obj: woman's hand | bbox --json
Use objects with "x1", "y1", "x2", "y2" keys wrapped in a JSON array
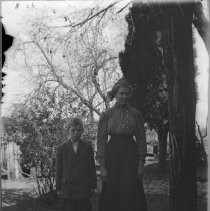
[
  {"x1": 138, "y1": 160, "x2": 144, "y2": 179},
  {"x1": 100, "y1": 166, "x2": 107, "y2": 181}
]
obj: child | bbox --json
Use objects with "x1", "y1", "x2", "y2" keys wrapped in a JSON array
[{"x1": 56, "y1": 117, "x2": 97, "y2": 211}]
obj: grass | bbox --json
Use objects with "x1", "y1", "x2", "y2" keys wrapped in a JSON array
[{"x1": 2, "y1": 162, "x2": 207, "y2": 211}]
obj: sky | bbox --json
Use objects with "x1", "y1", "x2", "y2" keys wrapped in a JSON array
[{"x1": 1, "y1": 0, "x2": 209, "y2": 127}]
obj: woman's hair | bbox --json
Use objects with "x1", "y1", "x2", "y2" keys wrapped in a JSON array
[
  {"x1": 107, "y1": 78, "x2": 133, "y2": 101},
  {"x1": 66, "y1": 117, "x2": 83, "y2": 132}
]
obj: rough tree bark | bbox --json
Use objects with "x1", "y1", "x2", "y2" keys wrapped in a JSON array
[
  {"x1": 123, "y1": 2, "x2": 198, "y2": 211},
  {"x1": 162, "y1": 3, "x2": 197, "y2": 211},
  {"x1": 157, "y1": 125, "x2": 168, "y2": 171},
  {"x1": 120, "y1": 2, "x2": 201, "y2": 209}
]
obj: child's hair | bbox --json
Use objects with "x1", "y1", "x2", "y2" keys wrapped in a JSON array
[{"x1": 66, "y1": 117, "x2": 83, "y2": 132}]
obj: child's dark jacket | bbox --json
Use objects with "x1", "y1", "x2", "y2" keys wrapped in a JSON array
[{"x1": 56, "y1": 140, "x2": 97, "y2": 200}]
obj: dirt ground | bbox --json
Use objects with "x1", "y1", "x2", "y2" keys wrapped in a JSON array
[{"x1": 1, "y1": 161, "x2": 207, "y2": 211}]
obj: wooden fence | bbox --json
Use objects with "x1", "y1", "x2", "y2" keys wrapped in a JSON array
[{"x1": 1, "y1": 140, "x2": 21, "y2": 179}]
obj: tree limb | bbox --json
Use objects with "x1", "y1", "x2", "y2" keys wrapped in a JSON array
[
  {"x1": 91, "y1": 67, "x2": 109, "y2": 108},
  {"x1": 116, "y1": 2, "x2": 130, "y2": 14},
  {"x1": 31, "y1": 40, "x2": 101, "y2": 115},
  {"x1": 48, "y1": 1, "x2": 120, "y2": 29}
]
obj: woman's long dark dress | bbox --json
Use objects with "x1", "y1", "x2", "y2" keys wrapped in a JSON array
[{"x1": 97, "y1": 104, "x2": 147, "y2": 211}]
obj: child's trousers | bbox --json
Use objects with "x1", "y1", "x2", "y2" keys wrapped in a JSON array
[{"x1": 62, "y1": 198, "x2": 92, "y2": 211}]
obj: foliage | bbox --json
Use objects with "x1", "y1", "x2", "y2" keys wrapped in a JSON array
[
  {"x1": 119, "y1": 5, "x2": 169, "y2": 133},
  {"x1": 118, "y1": 4, "x2": 171, "y2": 171},
  {"x1": 146, "y1": 130, "x2": 158, "y2": 146},
  {"x1": 5, "y1": 86, "x2": 97, "y2": 202},
  {"x1": 14, "y1": 2, "x2": 127, "y2": 116},
  {"x1": 4, "y1": 3, "x2": 128, "y2": 201}
]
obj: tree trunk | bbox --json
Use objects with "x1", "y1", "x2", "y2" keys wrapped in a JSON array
[
  {"x1": 157, "y1": 126, "x2": 168, "y2": 171},
  {"x1": 89, "y1": 108, "x2": 94, "y2": 125},
  {"x1": 163, "y1": 4, "x2": 197, "y2": 211},
  {"x1": 120, "y1": 3, "x2": 198, "y2": 210}
]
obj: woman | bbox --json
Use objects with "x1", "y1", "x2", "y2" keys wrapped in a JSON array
[{"x1": 97, "y1": 78, "x2": 147, "y2": 211}]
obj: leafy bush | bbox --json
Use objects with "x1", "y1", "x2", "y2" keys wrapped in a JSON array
[{"x1": 5, "y1": 87, "x2": 97, "y2": 202}]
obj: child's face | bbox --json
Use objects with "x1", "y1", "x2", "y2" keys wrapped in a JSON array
[{"x1": 68, "y1": 125, "x2": 83, "y2": 143}]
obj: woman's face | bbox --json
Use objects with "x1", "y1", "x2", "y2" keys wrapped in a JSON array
[{"x1": 115, "y1": 86, "x2": 131, "y2": 105}]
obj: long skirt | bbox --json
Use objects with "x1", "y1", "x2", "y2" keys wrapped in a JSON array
[
  {"x1": 62, "y1": 198, "x2": 91, "y2": 211},
  {"x1": 98, "y1": 135, "x2": 147, "y2": 211}
]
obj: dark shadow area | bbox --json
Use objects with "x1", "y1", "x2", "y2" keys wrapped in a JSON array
[
  {"x1": 144, "y1": 162, "x2": 170, "y2": 180},
  {"x1": 146, "y1": 194, "x2": 169, "y2": 211},
  {"x1": 196, "y1": 165, "x2": 208, "y2": 182},
  {"x1": 2, "y1": 188, "x2": 34, "y2": 204},
  {"x1": 2, "y1": 188, "x2": 37, "y2": 211},
  {"x1": 2, "y1": 163, "x2": 207, "y2": 211}
]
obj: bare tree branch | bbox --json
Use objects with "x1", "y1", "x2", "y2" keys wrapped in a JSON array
[
  {"x1": 48, "y1": 1, "x2": 120, "y2": 29},
  {"x1": 91, "y1": 66, "x2": 109, "y2": 108},
  {"x1": 195, "y1": 120, "x2": 208, "y2": 164},
  {"x1": 116, "y1": 2, "x2": 130, "y2": 14},
  {"x1": 196, "y1": 120, "x2": 208, "y2": 139},
  {"x1": 20, "y1": 3, "x2": 124, "y2": 118},
  {"x1": 31, "y1": 40, "x2": 101, "y2": 115}
]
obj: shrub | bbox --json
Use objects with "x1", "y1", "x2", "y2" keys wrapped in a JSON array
[{"x1": 5, "y1": 87, "x2": 97, "y2": 202}]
